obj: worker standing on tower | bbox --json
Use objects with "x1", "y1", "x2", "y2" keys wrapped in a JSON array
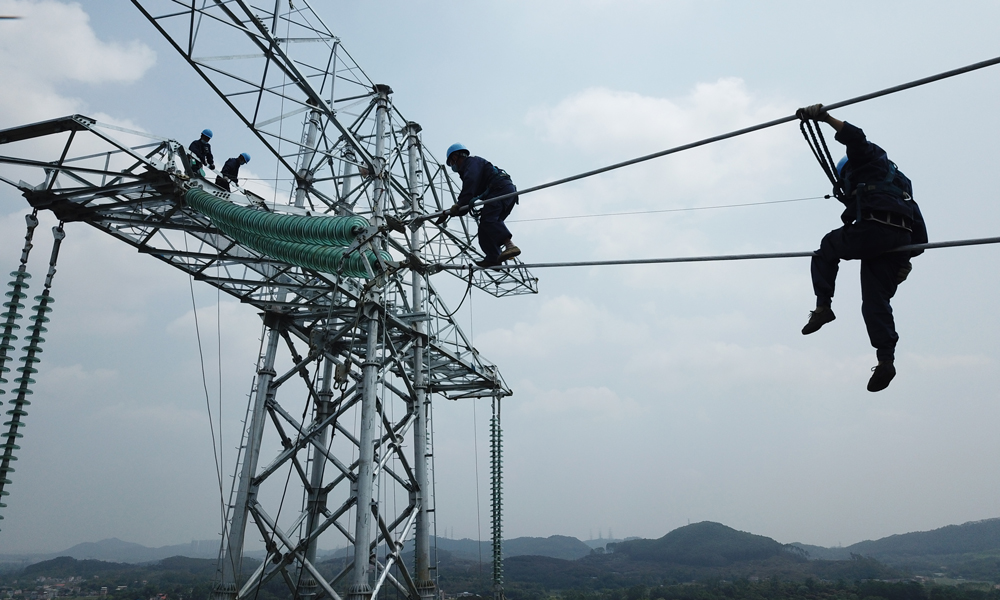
[
  {"x1": 216, "y1": 152, "x2": 250, "y2": 192},
  {"x1": 797, "y1": 104, "x2": 927, "y2": 392},
  {"x1": 437, "y1": 144, "x2": 521, "y2": 268},
  {"x1": 188, "y1": 129, "x2": 215, "y2": 177}
]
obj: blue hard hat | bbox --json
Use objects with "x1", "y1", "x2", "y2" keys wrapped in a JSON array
[
  {"x1": 835, "y1": 155, "x2": 848, "y2": 177},
  {"x1": 445, "y1": 143, "x2": 468, "y2": 163},
  {"x1": 201, "y1": 129, "x2": 213, "y2": 139},
  {"x1": 240, "y1": 152, "x2": 251, "y2": 163}
]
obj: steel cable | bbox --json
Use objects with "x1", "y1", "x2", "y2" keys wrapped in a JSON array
[
  {"x1": 434, "y1": 235, "x2": 1000, "y2": 271},
  {"x1": 418, "y1": 53, "x2": 1000, "y2": 224}
]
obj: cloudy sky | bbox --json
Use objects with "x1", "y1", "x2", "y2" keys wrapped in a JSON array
[{"x1": 2, "y1": 0, "x2": 1000, "y2": 555}]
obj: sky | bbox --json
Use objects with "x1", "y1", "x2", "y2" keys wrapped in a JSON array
[{"x1": 2, "y1": 0, "x2": 1000, "y2": 555}]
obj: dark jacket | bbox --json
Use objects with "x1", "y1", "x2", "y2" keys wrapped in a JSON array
[
  {"x1": 188, "y1": 139, "x2": 214, "y2": 168},
  {"x1": 221, "y1": 157, "x2": 242, "y2": 185},
  {"x1": 836, "y1": 122, "x2": 927, "y2": 254},
  {"x1": 454, "y1": 156, "x2": 515, "y2": 208}
]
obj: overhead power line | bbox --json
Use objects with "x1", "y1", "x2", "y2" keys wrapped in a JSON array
[
  {"x1": 507, "y1": 195, "x2": 827, "y2": 223},
  {"x1": 419, "y1": 53, "x2": 1000, "y2": 224},
  {"x1": 434, "y1": 236, "x2": 1000, "y2": 271}
]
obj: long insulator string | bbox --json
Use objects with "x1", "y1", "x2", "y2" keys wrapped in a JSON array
[
  {"x1": 0, "y1": 218, "x2": 63, "y2": 528},
  {"x1": 419, "y1": 53, "x2": 1000, "y2": 224},
  {"x1": 184, "y1": 188, "x2": 390, "y2": 278}
]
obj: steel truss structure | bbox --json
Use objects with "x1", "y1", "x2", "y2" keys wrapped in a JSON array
[{"x1": 0, "y1": 1, "x2": 536, "y2": 598}]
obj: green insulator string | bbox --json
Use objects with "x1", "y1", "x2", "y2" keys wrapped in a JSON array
[
  {"x1": 0, "y1": 212, "x2": 41, "y2": 524},
  {"x1": 218, "y1": 222, "x2": 392, "y2": 278},
  {"x1": 184, "y1": 188, "x2": 391, "y2": 278},
  {"x1": 0, "y1": 219, "x2": 63, "y2": 528},
  {"x1": 184, "y1": 188, "x2": 370, "y2": 247}
]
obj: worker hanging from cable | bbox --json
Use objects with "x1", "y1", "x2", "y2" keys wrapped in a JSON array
[
  {"x1": 188, "y1": 129, "x2": 215, "y2": 177},
  {"x1": 797, "y1": 104, "x2": 927, "y2": 392},
  {"x1": 436, "y1": 144, "x2": 522, "y2": 268},
  {"x1": 216, "y1": 152, "x2": 250, "y2": 192}
]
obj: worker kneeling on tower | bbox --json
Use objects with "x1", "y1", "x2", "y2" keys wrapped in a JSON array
[
  {"x1": 437, "y1": 143, "x2": 522, "y2": 268},
  {"x1": 797, "y1": 104, "x2": 927, "y2": 392}
]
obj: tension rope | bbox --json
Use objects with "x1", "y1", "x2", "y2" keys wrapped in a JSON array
[
  {"x1": 0, "y1": 214, "x2": 65, "y2": 528},
  {"x1": 418, "y1": 52, "x2": 1000, "y2": 224}
]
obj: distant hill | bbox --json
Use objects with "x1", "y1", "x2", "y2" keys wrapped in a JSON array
[
  {"x1": 331, "y1": 535, "x2": 594, "y2": 562},
  {"x1": 613, "y1": 521, "x2": 794, "y2": 566},
  {"x1": 22, "y1": 538, "x2": 223, "y2": 564},
  {"x1": 23, "y1": 556, "x2": 133, "y2": 577},
  {"x1": 851, "y1": 518, "x2": 1000, "y2": 557},
  {"x1": 792, "y1": 518, "x2": 1000, "y2": 561}
]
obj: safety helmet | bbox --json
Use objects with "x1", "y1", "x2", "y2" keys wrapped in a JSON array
[
  {"x1": 201, "y1": 129, "x2": 213, "y2": 139},
  {"x1": 445, "y1": 143, "x2": 468, "y2": 164},
  {"x1": 835, "y1": 155, "x2": 848, "y2": 178},
  {"x1": 240, "y1": 152, "x2": 251, "y2": 163}
]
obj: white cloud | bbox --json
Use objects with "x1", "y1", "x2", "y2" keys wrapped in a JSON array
[
  {"x1": 514, "y1": 383, "x2": 642, "y2": 422},
  {"x1": 0, "y1": 0, "x2": 156, "y2": 127},
  {"x1": 520, "y1": 80, "x2": 807, "y2": 262}
]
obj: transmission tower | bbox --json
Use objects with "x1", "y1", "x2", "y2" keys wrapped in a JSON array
[{"x1": 0, "y1": 2, "x2": 535, "y2": 599}]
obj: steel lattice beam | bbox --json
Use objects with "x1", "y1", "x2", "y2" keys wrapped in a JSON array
[{"x1": 0, "y1": 110, "x2": 522, "y2": 600}]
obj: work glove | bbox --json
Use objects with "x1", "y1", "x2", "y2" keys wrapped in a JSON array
[
  {"x1": 449, "y1": 204, "x2": 466, "y2": 217},
  {"x1": 796, "y1": 103, "x2": 826, "y2": 121},
  {"x1": 434, "y1": 212, "x2": 450, "y2": 226},
  {"x1": 896, "y1": 260, "x2": 913, "y2": 285},
  {"x1": 209, "y1": 163, "x2": 216, "y2": 170}
]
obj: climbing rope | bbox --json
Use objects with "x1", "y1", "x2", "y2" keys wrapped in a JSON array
[
  {"x1": 798, "y1": 117, "x2": 843, "y2": 200},
  {"x1": 438, "y1": 266, "x2": 475, "y2": 320},
  {"x1": 418, "y1": 53, "x2": 1000, "y2": 224},
  {"x1": 0, "y1": 217, "x2": 64, "y2": 528}
]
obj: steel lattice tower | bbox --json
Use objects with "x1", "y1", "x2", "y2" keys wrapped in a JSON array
[{"x1": 0, "y1": 2, "x2": 535, "y2": 599}]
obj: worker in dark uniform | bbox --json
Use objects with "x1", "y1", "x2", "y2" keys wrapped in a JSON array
[
  {"x1": 437, "y1": 143, "x2": 521, "y2": 268},
  {"x1": 188, "y1": 129, "x2": 215, "y2": 177},
  {"x1": 216, "y1": 152, "x2": 250, "y2": 192},
  {"x1": 797, "y1": 104, "x2": 927, "y2": 392}
]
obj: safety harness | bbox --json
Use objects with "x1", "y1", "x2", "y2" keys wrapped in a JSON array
[{"x1": 800, "y1": 117, "x2": 913, "y2": 231}]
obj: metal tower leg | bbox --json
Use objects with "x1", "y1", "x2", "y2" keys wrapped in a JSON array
[
  {"x1": 406, "y1": 122, "x2": 435, "y2": 600},
  {"x1": 348, "y1": 315, "x2": 379, "y2": 600},
  {"x1": 296, "y1": 358, "x2": 335, "y2": 600},
  {"x1": 347, "y1": 84, "x2": 392, "y2": 600},
  {"x1": 213, "y1": 316, "x2": 283, "y2": 600}
]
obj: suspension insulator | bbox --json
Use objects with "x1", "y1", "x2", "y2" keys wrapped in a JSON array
[{"x1": 185, "y1": 188, "x2": 371, "y2": 246}]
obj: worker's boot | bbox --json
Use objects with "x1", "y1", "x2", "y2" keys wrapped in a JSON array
[
  {"x1": 475, "y1": 257, "x2": 500, "y2": 268},
  {"x1": 499, "y1": 244, "x2": 521, "y2": 262},
  {"x1": 801, "y1": 306, "x2": 836, "y2": 335},
  {"x1": 867, "y1": 360, "x2": 896, "y2": 392}
]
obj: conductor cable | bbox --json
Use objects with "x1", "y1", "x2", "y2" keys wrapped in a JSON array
[{"x1": 434, "y1": 235, "x2": 1000, "y2": 271}]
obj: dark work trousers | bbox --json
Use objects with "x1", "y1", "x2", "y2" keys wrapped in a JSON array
[
  {"x1": 215, "y1": 176, "x2": 231, "y2": 192},
  {"x1": 811, "y1": 220, "x2": 912, "y2": 361},
  {"x1": 477, "y1": 185, "x2": 518, "y2": 261}
]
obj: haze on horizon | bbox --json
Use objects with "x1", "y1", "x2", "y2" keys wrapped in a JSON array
[{"x1": 1, "y1": 0, "x2": 999, "y2": 555}]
